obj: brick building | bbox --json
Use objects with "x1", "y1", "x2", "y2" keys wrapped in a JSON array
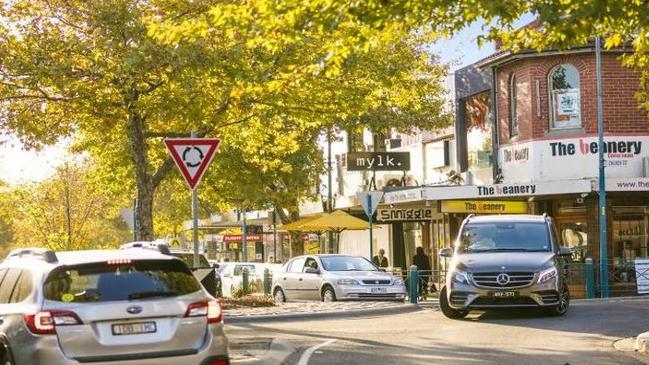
[{"x1": 385, "y1": 41, "x2": 649, "y2": 296}]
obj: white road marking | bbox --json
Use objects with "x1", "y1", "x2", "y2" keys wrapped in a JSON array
[{"x1": 298, "y1": 339, "x2": 336, "y2": 365}]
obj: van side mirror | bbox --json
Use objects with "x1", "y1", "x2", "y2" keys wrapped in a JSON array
[
  {"x1": 439, "y1": 247, "x2": 454, "y2": 258},
  {"x1": 212, "y1": 263, "x2": 220, "y2": 269},
  {"x1": 558, "y1": 247, "x2": 573, "y2": 257}
]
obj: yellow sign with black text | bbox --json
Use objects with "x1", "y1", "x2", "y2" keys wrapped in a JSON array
[{"x1": 441, "y1": 200, "x2": 528, "y2": 214}]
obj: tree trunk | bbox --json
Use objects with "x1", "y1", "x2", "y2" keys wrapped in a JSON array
[
  {"x1": 125, "y1": 89, "x2": 156, "y2": 241},
  {"x1": 276, "y1": 205, "x2": 304, "y2": 257}
]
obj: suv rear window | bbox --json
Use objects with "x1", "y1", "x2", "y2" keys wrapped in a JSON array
[
  {"x1": 171, "y1": 253, "x2": 210, "y2": 268},
  {"x1": 43, "y1": 260, "x2": 202, "y2": 303}
]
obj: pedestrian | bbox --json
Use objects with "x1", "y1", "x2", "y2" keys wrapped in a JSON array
[
  {"x1": 412, "y1": 246, "x2": 431, "y2": 300},
  {"x1": 372, "y1": 248, "x2": 389, "y2": 268}
]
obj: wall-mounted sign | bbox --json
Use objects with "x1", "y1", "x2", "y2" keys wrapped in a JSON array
[
  {"x1": 223, "y1": 234, "x2": 262, "y2": 243},
  {"x1": 441, "y1": 200, "x2": 528, "y2": 214},
  {"x1": 346, "y1": 152, "x2": 410, "y2": 171},
  {"x1": 383, "y1": 188, "x2": 423, "y2": 204},
  {"x1": 377, "y1": 207, "x2": 434, "y2": 222}
]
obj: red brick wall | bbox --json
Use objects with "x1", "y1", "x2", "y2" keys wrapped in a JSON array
[{"x1": 496, "y1": 52, "x2": 648, "y2": 146}]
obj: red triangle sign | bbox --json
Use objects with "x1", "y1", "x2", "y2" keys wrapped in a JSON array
[{"x1": 164, "y1": 138, "x2": 221, "y2": 190}]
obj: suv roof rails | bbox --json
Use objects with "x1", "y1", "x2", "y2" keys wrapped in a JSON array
[
  {"x1": 120, "y1": 241, "x2": 171, "y2": 255},
  {"x1": 7, "y1": 248, "x2": 58, "y2": 263}
]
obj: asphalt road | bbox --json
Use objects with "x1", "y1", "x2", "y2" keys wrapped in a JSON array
[{"x1": 227, "y1": 298, "x2": 649, "y2": 365}]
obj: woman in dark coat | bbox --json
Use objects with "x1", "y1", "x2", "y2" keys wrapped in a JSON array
[{"x1": 412, "y1": 247, "x2": 432, "y2": 299}]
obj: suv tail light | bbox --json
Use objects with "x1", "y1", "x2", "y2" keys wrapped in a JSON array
[
  {"x1": 25, "y1": 311, "x2": 83, "y2": 335},
  {"x1": 185, "y1": 300, "x2": 222, "y2": 323}
]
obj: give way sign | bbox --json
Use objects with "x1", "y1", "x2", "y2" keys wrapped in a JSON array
[{"x1": 164, "y1": 138, "x2": 221, "y2": 190}]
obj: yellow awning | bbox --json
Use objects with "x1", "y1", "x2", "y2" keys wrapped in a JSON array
[
  {"x1": 298, "y1": 210, "x2": 370, "y2": 233},
  {"x1": 280, "y1": 214, "x2": 325, "y2": 232}
]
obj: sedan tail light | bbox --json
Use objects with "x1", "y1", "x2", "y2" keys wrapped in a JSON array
[
  {"x1": 24, "y1": 311, "x2": 83, "y2": 335},
  {"x1": 185, "y1": 300, "x2": 222, "y2": 323}
]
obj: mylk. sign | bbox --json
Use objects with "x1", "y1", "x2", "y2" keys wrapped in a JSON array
[{"x1": 346, "y1": 152, "x2": 410, "y2": 171}]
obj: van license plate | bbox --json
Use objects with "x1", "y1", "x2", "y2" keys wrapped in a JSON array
[
  {"x1": 491, "y1": 291, "x2": 518, "y2": 298},
  {"x1": 112, "y1": 322, "x2": 157, "y2": 336},
  {"x1": 371, "y1": 288, "x2": 387, "y2": 294}
]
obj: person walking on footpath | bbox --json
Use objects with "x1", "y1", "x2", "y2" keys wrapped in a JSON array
[
  {"x1": 412, "y1": 247, "x2": 431, "y2": 300},
  {"x1": 372, "y1": 248, "x2": 389, "y2": 268}
]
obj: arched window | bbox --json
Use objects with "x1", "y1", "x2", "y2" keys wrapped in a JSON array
[
  {"x1": 509, "y1": 74, "x2": 518, "y2": 137},
  {"x1": 549, "y1": 64, "x2": 581, "y2": 129}
]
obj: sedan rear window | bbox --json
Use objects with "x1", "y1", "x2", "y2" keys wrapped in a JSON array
[{"x1": 43, "y1": 260, "x2": 202, "y2": 303}]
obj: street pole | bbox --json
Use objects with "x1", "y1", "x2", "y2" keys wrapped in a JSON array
[
  {"x1": 192, "y1": 188, "x2": 199, "y2": 267},
  {"x1": 595, "y1": 36, "x2": 609, "y2": 298},
  {"x1": 327, "y1": 131, "x2": 334, "y2": 253},
  {"x1": 242, "y1": 209, "x2": 248, "y2": 262},
  {"x1": 368, "y1": 194, "x2": 373, "y2": 259},
  {"x1": 273, "y1": 209, "x2": 278, "y2": 263},
  {"x1": 190, "y1": 131, "x2": 200, "y2": 268}
]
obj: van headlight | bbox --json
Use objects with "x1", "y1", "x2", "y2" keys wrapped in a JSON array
[
  {"x1": 338, "y1": 279, "x2": 360, "y2": 285},
  {"x1": 451, "y1": 270, "x2": 470, "y2": 285},
  {"x1": 538, "y1": 267, "x2": 558, "y2": 284},
  {"x1": 393, "y1": 278, "x2": 404, "y2": 286}
]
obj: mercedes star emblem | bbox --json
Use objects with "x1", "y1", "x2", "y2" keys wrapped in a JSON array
[{"x1": 496, "y1": 273, "x2": 511, "y2": 286}]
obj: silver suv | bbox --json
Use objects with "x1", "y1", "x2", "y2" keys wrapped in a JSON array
[
  {"x1": 439, "y1": 214, "x2": 572, "y2": 319},
  {"x1": 0, "y1": 247, "x2": 229, "y2": 365}
]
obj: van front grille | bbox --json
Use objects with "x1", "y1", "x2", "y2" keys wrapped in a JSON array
[{"x1": 472, "y1": 272, "x2": 535, "y2": 288}]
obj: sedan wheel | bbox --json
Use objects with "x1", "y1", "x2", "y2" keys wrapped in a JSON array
[
  {"x1": 274, "y1": 288, "x2": 286, "y2": 303},
  {"x1": 322, "y1": 287, "x2": 337, "y2": 302}
]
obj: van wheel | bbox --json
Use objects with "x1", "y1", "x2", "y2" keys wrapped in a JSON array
[
  {"x1": 322, "y1": 286, "x2": 337, "y2": 302},
  {"x1": 273, "y1": 288, "x2": 286, "y2": 303},
  {"x1": 439, "y1": 287, "x2": 468, "y2": 319},
  {"x1": 1, "y1": 345, "x2": 14, "y2": 365},
  {"x1": 544, "y1": 286, "x2": 570, "y2": 316}
]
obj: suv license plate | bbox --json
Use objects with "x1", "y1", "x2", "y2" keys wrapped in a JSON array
[
  {"x1": 112, "y1": 322, "x2": 157, "y2": 336},
  {"x1": 491, "y1": 291, "x2": 518, "y2": 298},
  {"x1": 371, "y1": 287, "x2": 387, "y2": 294}
]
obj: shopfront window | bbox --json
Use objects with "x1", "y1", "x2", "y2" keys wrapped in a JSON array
[
  {"x1": 549, "y1": 64, "x2": 581, "y2": 129},
  {"x1": 554, "y1": 200, "x2": 588, "y2": 262},
  {"x1": 612, "y1": 207, "x2": 649, "y2": 283}
]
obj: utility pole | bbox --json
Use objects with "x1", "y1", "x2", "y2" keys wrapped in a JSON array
[
  {"x1": 595, "y1": 36, "x2": 609, "y2": 298},
  {"x1": 241, "y1": 208, "x2": 248, "y2": 262}
]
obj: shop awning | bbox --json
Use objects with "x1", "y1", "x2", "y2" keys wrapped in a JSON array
[
  {"x1": 298, "y1": 210, "x2": 371, "y2": 233},
  {"x1": 281, "y1": 214, "x2": 325, "y2": 232}
]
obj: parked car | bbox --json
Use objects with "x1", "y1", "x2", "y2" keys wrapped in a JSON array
[
  {"x1": 439, "y1": 214, "x2": 572, "y2": 319},
  {"x1": 220, "y1": 262, "x2": 281, "y2": 297},
  {"x1": 272, "y1": 254, "x2": 406, "y2": 302},
  {"x1": 0, "y1": 247, "x2": 228, "y2": 365},
  {"x1": 120, "y1": 242, "x2": 222, "y2": 298}
]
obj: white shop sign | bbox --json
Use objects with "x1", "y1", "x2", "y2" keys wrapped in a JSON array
[
  {"x1": 422, "y1": 180, "x2": 591, "y2": 201},
  {"x1": 500, "y1": 135, "x2": 649, "y2": 184},
  {"x1": 635, "y1": 258, "x2": 649, "y2": 294},
  {"x1": 384, "y1": 188, "x2": 424, "y2": 204},
  {"x1": 594, "y1": 177, "x2": 649, "y2": 192}
]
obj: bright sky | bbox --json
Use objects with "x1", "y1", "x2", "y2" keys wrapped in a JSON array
[{"x1": 0, "y1": 16, "x2": 535, "y2": 184}]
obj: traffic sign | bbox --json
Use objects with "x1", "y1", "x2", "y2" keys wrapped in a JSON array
[
  {"x1": 357, "y1": 191, "x2": 384, "y2": 218},
  {"x1": 164, "y1": 138, "x2": 220, "y2": 190}
]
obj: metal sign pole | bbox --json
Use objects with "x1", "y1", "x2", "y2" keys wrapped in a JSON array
[
  {"x1": 242, "y1": 210, "x2": 248, "y2": 262},
  {"x1": 192, "y1": 187, "x2": 200, "y2": 267},
  {"x1": 595, "y1": 36, "x2": 609, "y2": 298},
  {"x1": 368, "y1": 194, "x2": 373, "y2": 260}
]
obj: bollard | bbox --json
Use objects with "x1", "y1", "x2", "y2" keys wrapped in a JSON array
[
  {"x1": 242, "y1": 268, "x2": 250, "y2": 296},
  {"x1": 408, "y1": 265, "x2": 419, "y2": 304},
  {"x1": 263, "y1": 268, "x2": 271, "y2": 295},
  {"x1": 584, "y1": 258, "x2": 595, "y2": 299}
]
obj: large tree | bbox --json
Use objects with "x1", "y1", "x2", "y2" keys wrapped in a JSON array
[
  {"x1": 6, "y1": 162, "x2": 132, "y2": 251},
  {"x1": 1, "y1": 0, "x2": 451, "y2": 245}
]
